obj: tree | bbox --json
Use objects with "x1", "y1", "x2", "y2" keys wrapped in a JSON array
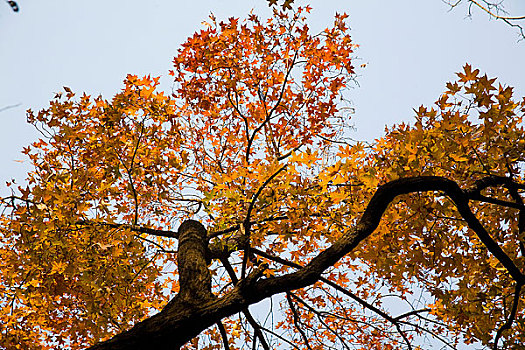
[{"x1": 1, "y1": 7, "x2": 524, "y2": 350}]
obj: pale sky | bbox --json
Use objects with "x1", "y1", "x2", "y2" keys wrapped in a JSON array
[{"x1": 1, "y1": 1, "x2": 524, "y2": 348}]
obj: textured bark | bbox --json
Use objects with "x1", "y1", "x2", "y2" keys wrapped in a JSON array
[
  {"x1": 87, "y1": 176, "x2": 525, "y2": 350},
  {"x1": 171, "y1": 220, "x2": 213, "y2": 304}
]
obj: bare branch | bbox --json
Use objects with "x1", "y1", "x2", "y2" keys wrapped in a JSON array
[
  {"x1": 468, "y1": 0, "x2": 525, "y2": 20},
  {"x1": 444, "y1": 0, "x2": 525, "y2": 39},
  {"x1": 220, "y1": 258, "x2": 270, "y2": 350},
  {"x1": 251, "y1": 247, "x2": 413, "y2": 349},
  {"x1": 242, "y1": 162, "x2": 288, "y2": 278}
]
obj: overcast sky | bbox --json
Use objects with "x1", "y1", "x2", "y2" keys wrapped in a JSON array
[{"x1": 1, "y1": 0, "x2": 524, "y2": 190}]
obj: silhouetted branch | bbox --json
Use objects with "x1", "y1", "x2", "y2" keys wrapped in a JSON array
[
  {"x1": 75, "y1": 220, "x2": 179, "y2": 239},
  {"x1": 251, "y1": 247, "x2": 413, "y2": 349},
  {"x1": 220, "y1": 257, "x2": 270, "y2": 350},
  {"x1": 492, "y1": 282, "x2": 523, "y2": 350},
  {"x1": 217, "y1": 321, "x2": 230, "y2": 350},
  {"x1": 288, "y1": 292, "x2": 354, "y2": 350}
]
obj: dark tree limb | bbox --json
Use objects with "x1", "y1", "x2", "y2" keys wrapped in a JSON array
[
  {"x1": 258, "y1": 325, "x2": 301, "y2": 350},
  {"x1": 397, "y1": 319, "x2": 459, "y2": 350},
  {"x1": 219, "y1": 258, "x2": 271, "y2": 350},
  {"x1": 289, "y1": 292, "x2": 353, "y2": 350},
  {"x1": 469, "y1": 193, "x2": 525, "y2": 210},
  {"x1": 505, "y1": 178, "x2": 525, "y2": 257},
  {"x1": 492, "y1": 282, "x2": 523, "y2": 350},
  {"x1": 393, "y1": 308, "x2": 431, "y2": 321},
  {"x1": 242, "y1": 162, "x2": 288, "y2": 279},
  {"x1": 217, "y1": 321, "x2": 230, "y2": 350},
  {"x1": 76, "y1": 220, "x2": 179, "y2": 239},
  {"x1": 242, "y1": 308, "x2": 271, "y2": 350}
]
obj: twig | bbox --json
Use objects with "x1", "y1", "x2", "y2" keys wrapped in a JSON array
[{"x1": 0, "y1": 103, "x2": 22, "y2": 112}]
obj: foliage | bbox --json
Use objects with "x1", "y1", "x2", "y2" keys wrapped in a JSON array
[{"x1": 1, "y1": 6, "x2": 524, "y2": 350}]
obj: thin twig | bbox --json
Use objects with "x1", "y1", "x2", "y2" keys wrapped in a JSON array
[{"x1": 0, "y1": 103, "x2": 22, "y2": 113}]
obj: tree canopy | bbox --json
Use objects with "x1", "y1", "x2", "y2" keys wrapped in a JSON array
[{"x1": 1, "y1": 7, "x2": 524, "y2": 350}]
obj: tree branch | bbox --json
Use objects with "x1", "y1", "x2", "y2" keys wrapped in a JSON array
[
  {"x1": 242, "y1": 162, "x2": 288, "y2": 278},
  {"x1": 289, "y1": 292, "x2": 353, "y2": 350},
  {"x1": 251, "y1": 247, "x2": 413, "y2": 349},
  {"x1": 0, "y1": 103, "x2": 21, "y2": 112},
  {"x1": 75, "y1": 220, "x2": 179, "y2": 239},
  {"x1": 88, "y1": 176, "x2": 525, "y2": 349},
  {"x1": 492, "y1": 282, "x2": 523, "y2": 350},
  {"x1": 468, "y1": 0, "x2": 525, "y2": 20},
  {"x1": 217, "y1": 321, "x2": 230, "y2": 350},
  {"x1": 220, "y1": 258, "x2": 271, "y2": 350},
  {"x1": 285, "y1": 292, "x2": 314, "y2": 350}
]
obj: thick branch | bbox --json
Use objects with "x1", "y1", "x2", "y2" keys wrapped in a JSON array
[
  {"x1": 217, "y1": 321, "x2": 230, "y2": 350},
  {"x1": 255, "y1": 177, "x2": 524, "y2": 297}
]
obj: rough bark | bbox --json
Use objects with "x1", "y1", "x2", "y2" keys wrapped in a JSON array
[
  {"x1": 171, "y1": 220, "x2": 213, "y2": 304},
  {"x1": 88, "y1": 176, "x2": 525, "y2": 350}
]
